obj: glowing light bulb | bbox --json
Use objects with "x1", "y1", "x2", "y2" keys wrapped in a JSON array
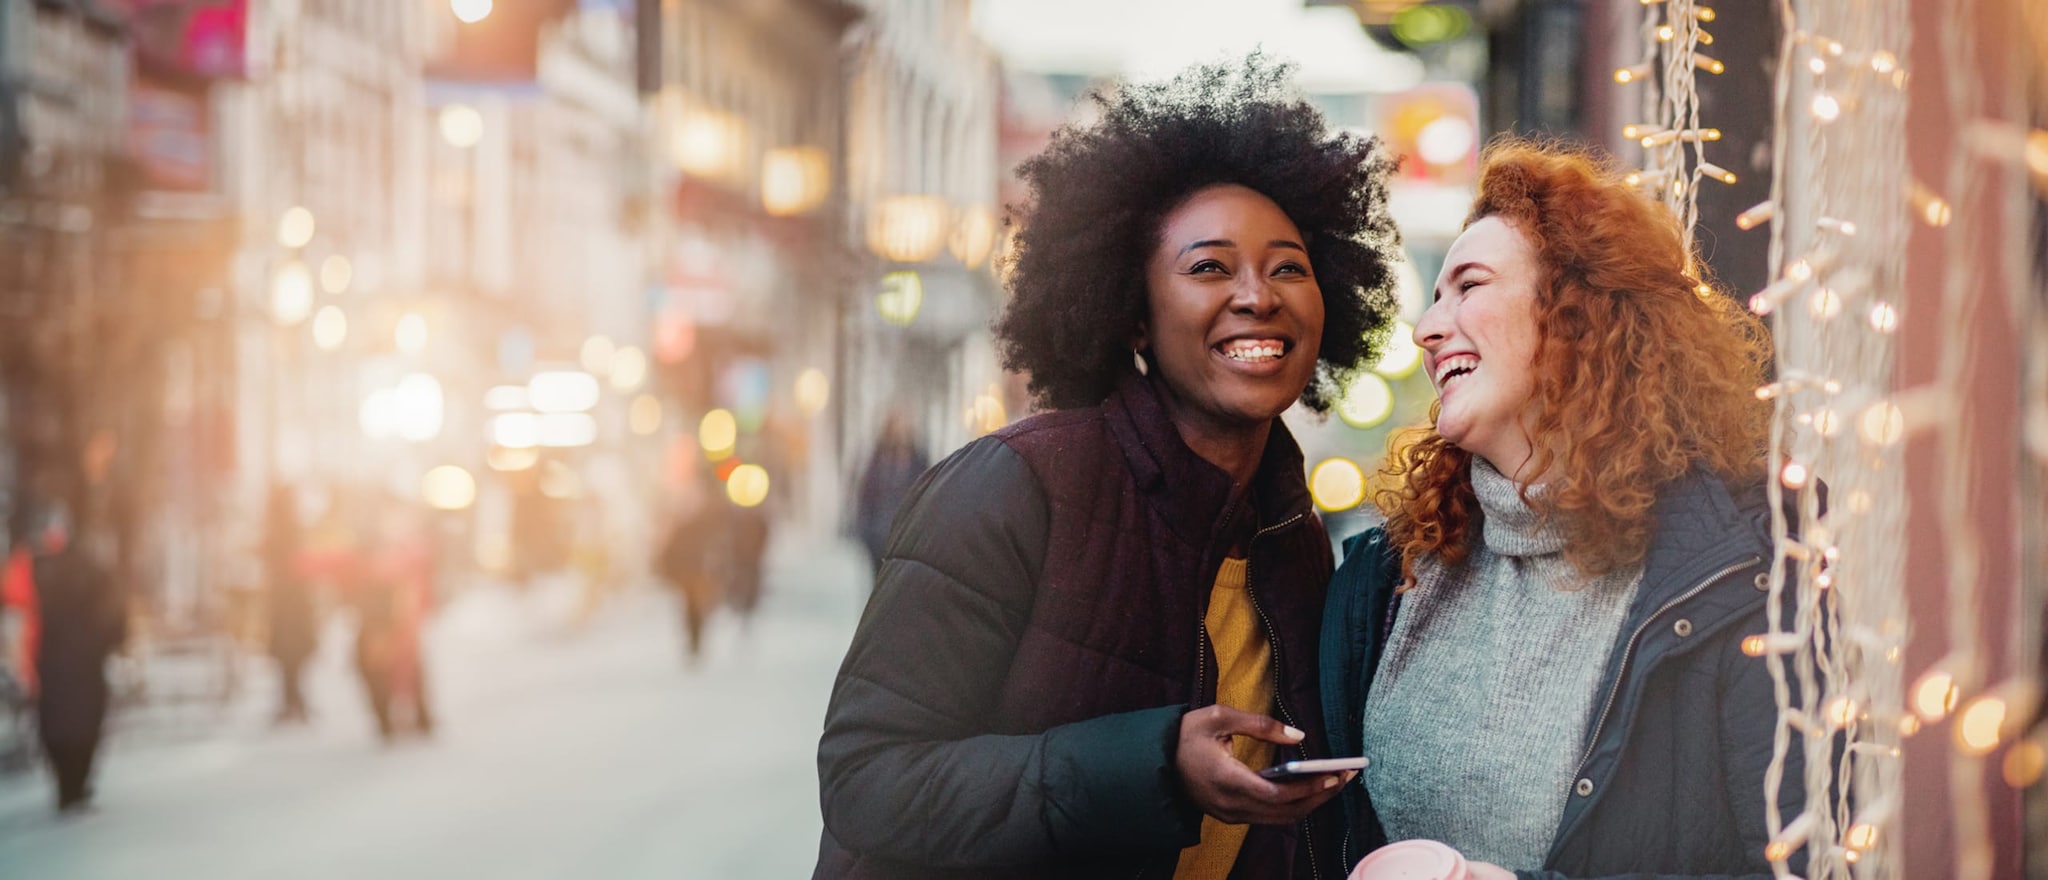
[
  {"x1": 1809, "y1": 288, "x2": 1843, "y2": 321},
  {"x1": 1812, "y1": 94, "x2": 1843, "y2": 122},
  {"x1": 2003, "y1": 740, "x2": 2046, "y2": 787},
  {"x1": 1912, "y1": 671, "x2": 1959, "y2": 721},
  {"x1": 1736, "y1": 201, "x2": 1776, "y2": 231},
  {"x1": 1780, "y1": 460, "x2": 1810, "y2": 490},
  {"x1": 1824, "y1": 697, "x2": 1859, "y2": 729},
  {"x1": 1868, "y1": 302, "x2": 1900, "y2": 333},
  {"x1": 1859, "y1": 401, "x2": 1905, "y2": 447},
  {"x1": 1812, "y1": 407, "x2": 1842, "y2": 437},
  {"x1": 1957, "y1": 697, "x2": 2008, "y2": 755}
]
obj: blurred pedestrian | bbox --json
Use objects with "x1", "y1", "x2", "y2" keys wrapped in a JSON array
[
  {"x1": 352, "y1": 505, "x2": 435, "y2": 742},
  {"x1": 2, "y1": 529, "x2": 41, "y2": 697},
  {"x1": 814, "y1": 55, "x2": 1401, "y2": 879},
  {"x1": 723, "y1": 498, "x2": 770, "y2": 626},
  {"x1": 851, "y1": 409, "x2": 927, "y2": 583},
  {"x1": 32, "y1": 521, "x2": 127, "y2": 815},
  {"x1": 263, "y1": 485, "x2": 318, "y2": 724},
  {"x1": 655, "y1": 489, "x2": 721, "y2": 662}
]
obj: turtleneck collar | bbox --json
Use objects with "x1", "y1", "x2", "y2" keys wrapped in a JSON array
[{"x1": 1472, "y1": 456, "x2": 1569, "y2": 558}]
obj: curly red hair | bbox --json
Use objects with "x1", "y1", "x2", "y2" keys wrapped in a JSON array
[{"x1": 1374, "y1": 140, "x2": 1772, "y2": 584}]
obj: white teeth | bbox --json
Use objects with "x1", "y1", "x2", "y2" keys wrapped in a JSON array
[
  {"x1": 1434, "y1": 355, "x2": 1479, "y2": 384},
  {"x1": 1221, "y1": 340, "x2": 1286, "y2": 362}
]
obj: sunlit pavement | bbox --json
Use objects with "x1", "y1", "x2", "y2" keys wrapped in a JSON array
[{"x1": 0, "y1": 531, "x2": 870, "y2": 880}]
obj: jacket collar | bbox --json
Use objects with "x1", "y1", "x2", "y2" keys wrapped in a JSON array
[
  {"x1": 1628, "y1": 467, "x2": 1774, "y2": 619},
  {"x1": 1101, "y1": 372, "x2": 1315, "y2": 549}
]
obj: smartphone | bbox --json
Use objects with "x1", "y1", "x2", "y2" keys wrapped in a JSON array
[{"x1": 1258, "y1": 756, "x2": 1369, "y2": 782}]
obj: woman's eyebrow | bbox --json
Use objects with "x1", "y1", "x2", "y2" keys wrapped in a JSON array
[{"x1": 1177, "y1": 238, "x2": 1235, "y2": 257}]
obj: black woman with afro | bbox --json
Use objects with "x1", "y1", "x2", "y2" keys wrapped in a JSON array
[{"x1": 815, "y1": 55, "x2": 1400, "y2": 880}]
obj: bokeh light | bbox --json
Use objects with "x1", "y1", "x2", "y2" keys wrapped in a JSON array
[
  {"x1": 270, "y1": 261, "x2": 315, "y2": 326},
  {"x1": 610, "y1": 346, "x2": 649, "y2": 391},
  {"x1": 439, "y1": 104, "x2": 484, "y2": 148},
  {"x1": 396, "y1": 312, "x2": 429, "y2": 355},
  {"x1": 1372, "y1": 321, "x2": 1422, "y2": 379},
  {"x1": 629, "y1": 394, "x2": 663, "y2": 436},
  {"x1": 450, "y1": 0, "x2": 493, "y2": 24},
  {"x1": 312, "y1": 306, "x2": 348, "y2": 351},
  {"x1": 580, "y1": 335, "x2": 616, "y2": 376},
  {"x1": 1309, "y1": 458, "x2": 1367, "y2": 512},
  {"x1": 699, "y1": 409, "x2": 738, "y2": 458},
  {"x1": 877, "y1": 270, "x2": 924, "y2": 326},
  {"x1": 277, "y1": 206, "x2": 316, "y2": 249},
  {"x1": 1337, "y1": 371, "x2": 1396, "y2": 429},
  {"x1": 1956, "y1": 696, "x2": 2008, "y2": 756},
  {"x1": 1913, "y1": 670, "x2": 1959, "y2": 721},
  {"x1": 421, "y1": 465, "x2": 477, "y2": 510},
  {"x1": 795, "y1": 368, "x2": 831, "y2": 416},
  {"x1": 726, "y1": 464, "x2": 770, "y2": 507},
  {"x1": 319, "y1": 255, "x2": 353, "y2": 294},
  {"x1": 529, "y1": 370, "x2": 602, "y2": 413}
]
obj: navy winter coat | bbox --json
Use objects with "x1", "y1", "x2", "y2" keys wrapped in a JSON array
[
  {"x1": 816, "y1": 374, "x2": 1344, "y2": 880},
  {"x1": 1318, "y1": 469, "x2": 1806, "y2": 879}
]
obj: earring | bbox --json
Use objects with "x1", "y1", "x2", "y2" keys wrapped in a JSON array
[{"x1": 1132, "y1": 349, "x2": 1149, "y2": 376}]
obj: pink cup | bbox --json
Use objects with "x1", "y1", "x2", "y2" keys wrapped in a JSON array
[{"x1": 1348, "y1": 839, "x2": 1469, "y2": 880}]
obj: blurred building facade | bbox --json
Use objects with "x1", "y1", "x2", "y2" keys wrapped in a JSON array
[
  {"x1": 643, "y1": 0, "x2": 858, "y2": 531},
  {"x1": 837, "y1": 0, "x2": 1004, "y2": 481}
]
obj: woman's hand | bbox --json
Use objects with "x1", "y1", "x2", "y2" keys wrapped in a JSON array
[
  {"x1": 1464, "y1": 860, "x2": 1516, "y2": 880},
  {"x1": 1175, "y1": 705, "x2": 1354, "y2": 825}
]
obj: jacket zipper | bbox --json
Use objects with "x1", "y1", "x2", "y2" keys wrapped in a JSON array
[
  {"x1": 1570, "y1": 557, "x2": 1762, "y2": 777},
  {"x1": 1242, "y1": 511, "x2": 1321, "y2": 880},
  {"x1": 1149, "y1": 510, "x2": 1318, "y2": 880}
]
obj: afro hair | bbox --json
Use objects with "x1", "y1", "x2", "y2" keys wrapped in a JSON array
[{"x1": 994, "y1": 53, "x2": 1403, "y2": 412}]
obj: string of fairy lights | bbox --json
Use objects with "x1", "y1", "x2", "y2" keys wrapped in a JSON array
[
  {"x1": 1613, "y1": 0, "x2": 1962, "y2": 876},
  {"x1": 1620, "y1": 0, "x2": 2045, "y2": 877},
  {"x1": 1750, "y1": 0, "x2": 1914, "y2": 873}
]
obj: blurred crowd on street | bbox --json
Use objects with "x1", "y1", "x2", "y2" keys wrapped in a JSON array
[{"x1": 0, "y1": 0, "x2": 2037, "y2": 877}]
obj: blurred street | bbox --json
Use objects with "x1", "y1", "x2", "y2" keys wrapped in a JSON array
[{"x1": 0, "y1": 531, "x2": 867, "y2": 880}]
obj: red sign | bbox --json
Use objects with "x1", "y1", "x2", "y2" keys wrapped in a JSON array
[{"x1": 117, "y1": 0, "x2": 249, "y2": 80}]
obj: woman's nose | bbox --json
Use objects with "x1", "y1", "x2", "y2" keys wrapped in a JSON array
[
  {"x1": 1229, "y1": 278, "x2": 1282, "y2": 316},
  {"x1": 1414, "y1": 300, "x2": 1450, "y2": 351}
]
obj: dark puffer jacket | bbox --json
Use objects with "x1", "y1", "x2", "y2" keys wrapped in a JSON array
[
  {"x1": 1318, "y1": 469, "x2": 1808, "y2": 879},
  {"x1": 816, "y1": 374, "x2": 1344, "y2": 880}
]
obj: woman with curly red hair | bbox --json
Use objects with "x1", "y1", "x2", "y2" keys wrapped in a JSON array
[{"x1": 1318, "y1": 141, "x2": 1803, "y2": 879}]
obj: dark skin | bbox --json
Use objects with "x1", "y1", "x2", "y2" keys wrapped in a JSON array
[{"x1": 1140, "y1": 184, "x2": 1352, "y2": 824}]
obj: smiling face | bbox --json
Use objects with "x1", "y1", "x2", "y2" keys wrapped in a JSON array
[
  {"x1": 1416, "y1": 215, "x2": 1546, "y2": 477},
  {"x1": 1139, "y1": 183, "x2": 1325, "y2": 438}
]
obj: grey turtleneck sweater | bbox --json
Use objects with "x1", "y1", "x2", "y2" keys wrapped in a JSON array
[{"x1": 1360, "y1": 458, "x2": 1644, "y2": 869}]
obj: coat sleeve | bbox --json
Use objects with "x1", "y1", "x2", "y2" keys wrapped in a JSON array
[
  {"x1": 817, "y1": 436, "x2": 1200, "y2": 868},
  {"x1": 1511, "y1": 611, "x2": 1805, "y2": 880}
]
